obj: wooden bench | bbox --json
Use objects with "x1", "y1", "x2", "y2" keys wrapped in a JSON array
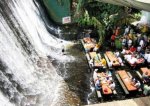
[
  {"x1": 127, "y1": 72, "x2": 132, "y2": 78},
  {"x1": 81, "y1": 39, "x2": 84, "y2": 45},
  {"x1": 80, "y1": 39, "x2": 85, "y2": 49},
  {"x1": 96, "y1": 90, "x2": 102, "y2": 98},
  {"x1": 86, "y1": 53, "x2": 90, "y2": 61},
  {"x1": 93, "y1": 71, "x2": 102, "y2": 99},
  {"x1": 115, "y1": 73, "x2": 129, "y2": 94},
  {"x1": 113, "y1": 90, "x2": 117, "y2": 95},
  {"x1": 86, "y1": 53, "x2": 93, "y2": 72},
  {"x1": 136, "y1": 71, "x2": 143, "y2": 79}
]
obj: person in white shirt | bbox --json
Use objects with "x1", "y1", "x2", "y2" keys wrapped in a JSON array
[
  {"x1": 121, "y1": 47, "x2": 127, "y2": 54},
  {"x1": 117, "y1": 57, "x2": 124, "y2": 66},
  {"x1": 89, "y1": 58, "x2": 94, "y2": 66},
  {"x1": 137, "y1": 45, "x2": 141, "y2": 52},
  {"x1": 131, "y1": 77, "x2": 140, "y2": 88},
  {"x1": 114, "y1": 50, "x2": 120, "y2": 57},
  {"x1": 134, "y1": 80, "x2": 141, "y2": 89},
  {"x1": 93, "y1": 44, "x2": 100, "y2": 52},
  {"x1": 95, "y1": 78, "x2": 101, "y2": 90},
  {"x1": 124, "y1": 25, "x2": 130, "y2": 35},
  {"x1": 147, "y1": 54, "x2": 150, "y2": 63},
  {"x1": 124, "y1": 54, "x2": 131, "y2": 61},
  {"x1": 129, "y1": 56, "x2": 137, "y2": 65},
  {"x1": 139, "y1": 39, "x2": 144, "y2": 48},
  {"x1": 109, "y1": 81, "x2": 116, "y2": 90},
  {"x1": 122, "y1": 36, "x2": 127, "y2": 47},
  {"x1": 127, "y1": 38, "x2": 132, "y2": 48},
  {"x1": 108, "y1": 61, "x2": 113, "y2": 68},
  {"x1": 144, "y1": 51, "x2": 149, "y2": 60}
]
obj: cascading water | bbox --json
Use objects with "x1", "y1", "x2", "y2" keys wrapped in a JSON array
[{"x1": 0, "y1": 0, "x2": 81, "y2": 106}]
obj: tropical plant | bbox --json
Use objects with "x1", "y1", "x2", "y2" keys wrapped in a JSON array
[
  {"x1": 77, "y1": 10, "x2": 105, "y2": 45},
  {"x1": 74, "y1": 0, "x2": 141, "y2": 46}
]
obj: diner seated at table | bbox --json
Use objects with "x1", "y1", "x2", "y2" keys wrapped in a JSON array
[
  {"x1": 137, "y1": 45, "x2": 142, "y2": 52},
  {"x1": 93, "y1": 44, "x2": 100, "y2": 52},
  {"x1": 142, "y1": 71, "x2": 150, "y2": 83},
  {"x1": 130, "y1": 77, "x2": 137, "y2": 84},
  {"x1": 108, "y1": 61, "x2": 113, "y2": 68},
  {"x1": 97, "y1": 72, "x2": 112, "y2": 83},
  {"x1": 121, "y1": 46, "x2": 136, "y2": 55},
  {"x1": 89, "y1": 58, "x2": 94, "y2": 66},
  {"x1": 121, "y1": 48, "x2": 126, "y2": 55},
  {"x1": 133, "y1": 80, "x2": 141, "y2": 89},
  {"x1": 147, "y1": 54, "x2": 150, "y2": 64},
  {"x1": 109, "y1": 80, "x2": 116, "y2": 90},
  {"x1": 144, "y1": 51, "x2": 150, "y2": 59},
  {"x1": 144, "y1": 51, "x2": 150, "y2": 64},
  {"x1": 124, "y1": 54, "x2": 132, "y2": 61},
  {"x1": 114, "y1": 50, "x2": 120, "y2": 57},
  {"x1": 129, "y1": 55, "x2": 138, "y2": 65},
  {"x1": 95, "y1": 77, "x2": 102, "y2": 90},
  {"x1": 131, "y1": 78, "x2": 141, "y2": 89},
  {"x1": 117, "y1": 56, "x2": 124, "y2": 66},
  {"x1": 124, "y1": 53, "x2": 144, "y2": 66},
  {"x1": 106, "y1": 76, "x2": 112, "y2": 83},
  {"x1": 129, "y1": 46, "x2": 136, "y2": 53}
]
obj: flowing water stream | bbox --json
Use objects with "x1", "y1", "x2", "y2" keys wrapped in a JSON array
[{"x1": 0, "y1": 0, "x2": 91, "y2": 106}]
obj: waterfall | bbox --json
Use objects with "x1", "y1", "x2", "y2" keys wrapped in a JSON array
[{"x1": 0, "y1": 0, "x2": 79, "y2": 106}]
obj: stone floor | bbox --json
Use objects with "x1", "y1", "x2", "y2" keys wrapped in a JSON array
[{"x1": 86, "y1": 96, "x2": 150, "y2": 106}]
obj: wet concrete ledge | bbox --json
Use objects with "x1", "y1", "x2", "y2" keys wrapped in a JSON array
[{"x1": 85, "y1": 96, "x2": 150, "y2": 106}]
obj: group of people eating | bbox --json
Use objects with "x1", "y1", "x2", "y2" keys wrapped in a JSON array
[
  {"x1": 94, "y1": 71, "x2": 116, "y2": 94},
  {"x1": 82, "y1": 23, "x2": 150, "y2": 97},
  {"x1": 109, "y1": 23, "x2": 150, "y2": 67}
]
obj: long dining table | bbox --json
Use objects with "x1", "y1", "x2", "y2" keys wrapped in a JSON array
[
  {"x1": 117, "y1": 70, "x2": 137, "y2": 91},
  {"x1": 97, "y1": 72, "x2": 113, "y2": 95},
  {"x1": 89, "y1": 52, "x2": 103, "y2": 67},
  {"x1": 105, "y1": 51, "x2": 120, "y2": 66}
]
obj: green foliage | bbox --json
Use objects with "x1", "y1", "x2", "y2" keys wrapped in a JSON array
[
  {"x1": 74, "y1": 0, "x2": 86, "y2": 18},
  {"x1": 77, "y1": 10, "x2": 105, "y2": 45},
  {"x1": 134, "y1": 12, "x2": 142, "y2": 20},
  {"x1": 77, "y1": 10, "x2": 90, "y2": 26},
  {"x1": 75, "y1": 1, "x2": 141, "y2": 46}
]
